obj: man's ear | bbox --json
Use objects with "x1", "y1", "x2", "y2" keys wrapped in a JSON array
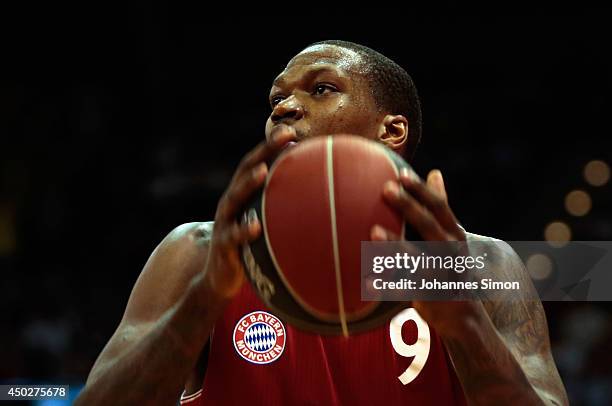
[{"x1": 377, "y1": 114, "x2": 408, "y2": 153}]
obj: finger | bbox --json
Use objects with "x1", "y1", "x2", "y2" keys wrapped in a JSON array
[
  {"x1": 370, "y1": 225, "x2": 422, "y2": 254},
  {"x1": 371, "y1": 224, "x2": 391, "y2": 241},
  {"x1": 219, "y1": 212, "x2": 261, "y2": 248},
  {"x1": 371, "y1": 224, "x2": 401, "y2": 241},
  {"x1": 218, "y1": 125, "x2": 296, "y2": 223},
  {"x1": 206, "y1": 248, "x2": 245, "y2": 298},
  {"x1": 235, "y1": 125, "x2": 296, "y2": 177},
  {"x1": 217, "y1": 222, "x2": 242, "y2": 248},
  {"x1": 242, "y1": 208, "x2": 263, "y2": 241},
  {"x1": 216, "y1": 162, "x2": 268, "y2": 222},
  {"x1": 398, "y1": 171, "x2": 463, "y2": 238},
  {"x1": 382, "y1": 181, "x2": 450, "y2": 241},
  {"x1": 369, "y1": 225, "x2": 421, "y2": 302},
  {"x1": 363, "y1": 273, "x2": 384, "y2": 300},
  {"x1": 426, "y1": 169, "x2": 447, "y2": 202}
]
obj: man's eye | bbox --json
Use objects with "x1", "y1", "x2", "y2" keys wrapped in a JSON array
[
  {"x1": 313, "y1": 84, "x2": 337, "y2": 96},
  {"x1": 271, "y1": 96, "x2": 285, "y2": 107}
]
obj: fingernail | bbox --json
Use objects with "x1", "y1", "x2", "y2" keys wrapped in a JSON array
[
  {"x1": 384, "y1": 181, "x2": 400, "y2": 197},
  {"x1": 433, "y1": 170, "x2": 444, "y2": 185},
  {"x1": 372, "y1": 225, "x2": 388, "y2": 240},
  {"x1": 254, "y1": 163, "x2": 268, "y2": 180},
  {"x1": 247, "y1": 208, "x2": 258, "y2": 225}
]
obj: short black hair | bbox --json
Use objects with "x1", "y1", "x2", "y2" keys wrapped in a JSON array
[{"x1": 308, "y1": 40, "x2": 422, "y2": 162}]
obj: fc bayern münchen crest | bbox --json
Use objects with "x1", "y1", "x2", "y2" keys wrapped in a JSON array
[{"x1": 233, "y1": 310, "x2": 287, "y2": 365}]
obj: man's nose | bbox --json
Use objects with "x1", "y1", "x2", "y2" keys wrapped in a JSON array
[{"x1": 271, "y1": 97, "x2": 304, "y2": 124}]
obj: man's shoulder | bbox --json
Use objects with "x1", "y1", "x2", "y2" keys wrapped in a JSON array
[
  {"x1": 141, "y1": 222, "x2": 216, "y2": 279},
  {"x1": 465, "y1": 230, "x2": 511, "y2": 253},
  {"x1": 160, "y1": 221, "x2": 215, "y2": 250},
  {"x1": 465, "y1": 230, "x2": 498, "y2": 243},
  {"x1": 464, "y1": 230, "x2": 528, "y2": 279},
  {"x1": 463, "y1": 228, "x2": 510, "y2": 259}
]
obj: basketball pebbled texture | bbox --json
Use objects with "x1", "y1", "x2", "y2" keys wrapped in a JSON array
[{"x1": 242, "y1": 135, "x2": 411, "y2": 335}]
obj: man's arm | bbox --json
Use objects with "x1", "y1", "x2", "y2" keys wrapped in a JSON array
[
  {"x1": 75, "y1": 126, "x2": 297, "y2": 405},
  {"x1": 374, "y1": 168, "x2": 568, "y2": 405},
  {"x1": 441, "y1": 237, "x2": 568, "y2": 405},
  {"x1": 75, "y1": 222, "x2": 225, "y2": 405}
]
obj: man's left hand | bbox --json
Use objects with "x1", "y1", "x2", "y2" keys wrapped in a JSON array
[{"x1": 370, "y1": 168, "x2": 483, "y2": 338}]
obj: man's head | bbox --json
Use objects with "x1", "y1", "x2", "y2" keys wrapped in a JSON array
[{"x1": 265, "y1": 40, "x2": 422, "y2": 161}]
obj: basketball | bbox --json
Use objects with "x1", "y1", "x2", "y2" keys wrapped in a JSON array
[{"x1": 242, "y1": 135, "x2": 410, "y2": 335}]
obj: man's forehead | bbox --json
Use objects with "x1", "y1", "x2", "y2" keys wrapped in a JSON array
[
  {"x1": 274, "y1": 45, "x2": 366, "y2": 84},
  {"x1": 289, "y1": 44, "x2": 363, "y2": 68}
]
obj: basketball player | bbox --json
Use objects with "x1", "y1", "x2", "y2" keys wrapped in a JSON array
[{"x1": 75, "y1": 41, "x2": 568, "y2": 405}]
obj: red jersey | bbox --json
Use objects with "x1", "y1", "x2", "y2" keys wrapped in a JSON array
[{"x1": 180, "y1": 283, "x2": 466, "y2": 405}]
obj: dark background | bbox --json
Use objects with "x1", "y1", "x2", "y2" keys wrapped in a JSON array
[{"x1": 1, "y1": 10, "x2": 611, "y2": 405}]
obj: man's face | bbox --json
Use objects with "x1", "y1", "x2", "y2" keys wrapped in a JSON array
[{"x1": 265, "y1": 44, "x2": 383, "y2": 142}]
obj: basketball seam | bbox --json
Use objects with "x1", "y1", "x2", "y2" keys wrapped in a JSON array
[
  {"x1": 326, "y1": 136, "x2": 349, "y2": 337},
  {"x1": 180, "y1": 389, "x2": 203, "y2": 403},
  {"x1": 262, "y1": 143, "x2": 345, "y2": 324}
]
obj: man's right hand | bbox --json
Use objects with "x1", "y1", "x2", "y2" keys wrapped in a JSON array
[{"x1": 204, "y1": 124, "x2": 297, "y2": 298}]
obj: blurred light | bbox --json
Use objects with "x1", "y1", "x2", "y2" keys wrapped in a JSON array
[
  {"x1": 545, "y1": 221, "x2": 571, "y2": 247},
  {"x1": 34, "y1": 385, "x2": 83, "y2": 406},
  {"x1": 584, "y1": 160, "x2": 610, "y2": 187},
  {"x1": 526, "y1": 253, "x2": 554, "y2": 280},
  {"x1": 564, "y1": 190, "x2": 592, "y2": 217}
]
